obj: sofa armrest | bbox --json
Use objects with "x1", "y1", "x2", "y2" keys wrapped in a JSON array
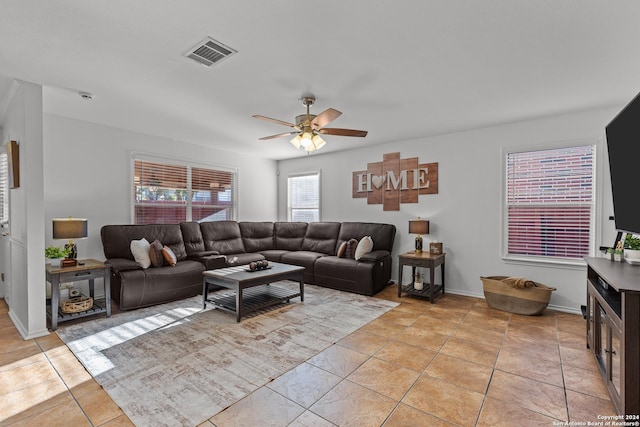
[
  {"x1": 357, "y1": 250, "x2": 391, "y2": 263},
  {"x1": 105, "y1": 258, "x2": 143, "y2": 273},
  {"x1": 197, "y1": 254, "x2": 228, "y2": 270}
]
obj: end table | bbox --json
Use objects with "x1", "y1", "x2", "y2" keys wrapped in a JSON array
[
  {"x1": 398, "y1": 251, "x2": 445, "y2": 303},
  {"x1": 46, "y1": 258, "x2": 111, "y2": 330}
]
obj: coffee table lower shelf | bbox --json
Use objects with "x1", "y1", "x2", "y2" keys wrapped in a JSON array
[{"x1": 206, "y1": 284, "x2": 301, "y2": 320}]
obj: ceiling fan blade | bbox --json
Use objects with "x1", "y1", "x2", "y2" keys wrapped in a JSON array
[
  {"x1": 318, "y1": 128, "x2": 368, "y2": 137},
  {"x1": 252, "y1": 115, "x2": 296, "y2": 128},
  {"x1": 311, "y1": 108, "x2": 342, "y2": 129},
  {"x1": 259, "y1": 132, "x2": 297, "y2": 140}
]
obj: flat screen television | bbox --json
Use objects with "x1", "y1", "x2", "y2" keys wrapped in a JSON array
[{"x1": 605, "y1": 91, "x2": 640, "y2": 235}]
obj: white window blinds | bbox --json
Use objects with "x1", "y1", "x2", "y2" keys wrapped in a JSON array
[
  {"x1": 133, "y1": 156, "x2": 236, "y2": 224},
  {"x1": 288, "y1": 172, "x2": 320, "y2": 222},
  {"x1": 0, "y1": 153, "x2": 7, "y2": 223},
  {"x1": 505, "y1": 145, "x2": 595, "y2": 260}
]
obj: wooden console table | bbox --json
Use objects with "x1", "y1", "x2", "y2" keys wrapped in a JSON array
[
  {"x1": 46, "y1": 258, "x2": 111, "y2": 331},
  {"x1": 398, "y1": 251, "x2": 445, "y2": 302},
  {"x1": 585, "y1": 256, "x2": 640, "y2": 415}
]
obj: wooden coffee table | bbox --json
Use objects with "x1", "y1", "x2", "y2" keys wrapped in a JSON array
[{"x1": 202, "y1": 261, "x2": 305, "y2": 322}]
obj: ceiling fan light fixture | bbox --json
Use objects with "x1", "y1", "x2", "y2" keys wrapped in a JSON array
[
  {"x1": 300, "y1": 130, "x2": 313, "y2": 148},
  {"x1": 312, "y1": 134, "x2": 326, "y2": 150},
  {"x1": 290, "y1": 134, "x2": 302, "y2": 149}
]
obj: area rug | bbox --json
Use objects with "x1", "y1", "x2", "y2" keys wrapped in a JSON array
[{"x1": 56, "y1": 282, "x2": 397, "y2": 427}]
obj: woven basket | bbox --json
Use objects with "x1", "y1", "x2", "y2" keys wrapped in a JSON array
[
  {"x1": 61, "y1": 296, "x2": 93, "y2": 314},
  {"x1": 481, "y1": 276, "x2": 555, "y2": 316}
]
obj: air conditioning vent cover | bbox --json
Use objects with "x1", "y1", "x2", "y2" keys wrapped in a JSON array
[{"x1": 184, "y1": 37, "x2": 237, "y2": 67}]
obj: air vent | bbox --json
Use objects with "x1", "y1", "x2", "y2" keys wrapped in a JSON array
[{"x1": 183, "y1": 37, "x2": 237, "y2": 67}]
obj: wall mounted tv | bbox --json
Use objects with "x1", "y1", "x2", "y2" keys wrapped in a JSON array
[{"x1": 605, "y1": 90, "x2": 640, "y2": 235}]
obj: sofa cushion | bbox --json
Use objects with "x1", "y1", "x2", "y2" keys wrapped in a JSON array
[
  {"x1": 101, "y1": 224, "x2": 187, "y2": 261},
  {"x1": 200, "y1": 221, "x2": 246, "y2": 254},
  {"x1": 130, "y1": 238, "x2": 151, "y2": 268},
  {"x1": 301, "y1": 222, "x2": 341, "y2": 255},
  {"x1": 280, "y1": 250, "x2": 324, "y2": 284},
  {"x1": 225, "y1": 252, "x2": 265, "y2": 266},
  {"x1": 149, "y1": 239, "x2": 164, "y2": 267},
  {"x1": 239, "y1": 222, "x2": 274, "y2": 252},
  {"x1": 337, "y1": 222, "x2": 396, "y2": 253},
  {"x1": 180, "y1": 222, "x2": 206, "y2": 256},
  {"x1": 260, "y1": 249, "x2": 290, "y2": 262},
  {"x1": 355, "y1": 236, "x2": 374, "y2": 260},
  {"x1": 274, "y1": 222, "x2": 307, "y2": 250}
]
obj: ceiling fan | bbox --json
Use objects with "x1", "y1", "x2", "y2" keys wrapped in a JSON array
[{"x1": 253, "y1": 95, "x2": 367, "y2": 152}]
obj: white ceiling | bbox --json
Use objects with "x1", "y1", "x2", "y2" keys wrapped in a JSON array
[{"x1": 1, "y1": 0, "x2": 639, "y2": 160}]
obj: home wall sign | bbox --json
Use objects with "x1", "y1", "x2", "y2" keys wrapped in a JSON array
[{"x1": 352, "y1": 152, "x2": 438, "y2": 211}]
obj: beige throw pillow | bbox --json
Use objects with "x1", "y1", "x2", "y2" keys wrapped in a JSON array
[
  {"x1": 354, "y1": 236, "x2": 374, "y2": 260},
  {"x1": 130, "y1": 238, "x2": 151, "y2": 268}
]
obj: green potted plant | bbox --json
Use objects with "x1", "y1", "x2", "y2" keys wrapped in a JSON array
[
  {"x1": 45, "y1": 245, "x2": 70, "y2": 267},
  {"x1": 624, "y1": 234, "x2": 640, "y2": 261}
]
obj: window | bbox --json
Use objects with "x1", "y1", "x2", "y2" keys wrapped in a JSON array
[
  {"x1": 504, "y1": 145, "x2": 595, "y2": 262},
  {"x1": 288, "y1": 172, "x2": 320, "y2": 222},
  {"x1": 0, "y1": 152, "x2": 7, "y2": 223},
  {"x1": 133, "y1": 155, "x2": 237, "y2": 224}
]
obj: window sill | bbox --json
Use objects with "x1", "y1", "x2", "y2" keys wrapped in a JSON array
[{"x1": 502, "y1": 255, "x2": 587, "y2": 270}]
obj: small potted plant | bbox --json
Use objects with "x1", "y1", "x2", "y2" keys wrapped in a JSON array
[
  {"x1": 414, "y1": 270, "x2": 423, "y2": 290},
  {"x1": 624, "y1": 234, "x2": 640, "y2": 261},
  {"x1": 45, "y1": 245, "x2": 70, "y2": 267},
  {"x1": 607, "y1": 240, "x2": 624, "y2": 262}
]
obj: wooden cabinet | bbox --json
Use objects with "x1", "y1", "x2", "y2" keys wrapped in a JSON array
[{"x1": 585, "y1": 257, "x2": 640, "y2": 415}]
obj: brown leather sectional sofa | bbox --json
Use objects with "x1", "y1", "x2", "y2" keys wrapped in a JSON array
[{"x1": 101, "y1": 221, "x2": 396, "y2": 310}]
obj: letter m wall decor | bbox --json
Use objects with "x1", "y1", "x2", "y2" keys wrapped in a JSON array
[{"x1": 352, "y1": 152, "x2": 438, "y2": 211}]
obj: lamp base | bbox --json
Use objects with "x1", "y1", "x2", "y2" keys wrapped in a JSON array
[
  {"x1": 65, "y1": 242, "x2": 78, "y2": 259},
  {"x1": 415, "y1": 235, "x2": 423, "y2": 253}
]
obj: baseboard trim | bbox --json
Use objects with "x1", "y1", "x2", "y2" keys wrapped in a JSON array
[
  {"x1": 9, "y1": 309, "x2": 50, "y2": 340},
  {"x1": 440, "y1": 289, "x2": 583, "y2": 315}
]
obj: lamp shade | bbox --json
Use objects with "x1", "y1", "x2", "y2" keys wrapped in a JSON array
[
  {"x1": 53, "y1": 218, "x2": 88, "y2": 240},
  {"x1": 409, "y1": 219, "x2": 429, "y2": 235}
]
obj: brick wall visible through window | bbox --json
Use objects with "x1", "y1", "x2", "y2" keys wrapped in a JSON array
[
  {"x1": 505, "y1": 145, "x2": 595, "y2": 260},
  {"x1": 133, "y1": 156, "x2": 237, "y2": 224}
]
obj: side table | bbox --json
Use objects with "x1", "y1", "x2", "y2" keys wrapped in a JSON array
[
  {"x1": 398, "y1": 251, "x2": 445, "y2": 303},
  {"x1": 46, "y1": 258, "x2": 111, "y2": 331}
]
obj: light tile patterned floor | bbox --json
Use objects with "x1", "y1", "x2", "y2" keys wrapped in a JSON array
[{"x1": 0, "y1": 285, "x2": 617, "y2": 426}]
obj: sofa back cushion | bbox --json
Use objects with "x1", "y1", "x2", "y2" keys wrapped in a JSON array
[
  {"x1": 101, "y1": 224, "x2": 187, "y2": 261},
  {"x1": 239, "y1": 222, "x2": 274, "y2": 252},
  {"x1": 274, "y1": 222, "x2": 308, "y2": 251},
  {"x1": 180, "y1": 222, "x2": 205, "y2": 256},
  {"x1": 337, "y1": 222, "x2": 396, "y2": 253},
  {"x1": 301, "y1": 222, "x2": 341, "y2": 255},
  {"x1": 199, "y1": 221, "x2": 245, "y2": 254}
]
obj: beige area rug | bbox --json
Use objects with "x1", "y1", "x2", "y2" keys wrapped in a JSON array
[{"x1": 56, "y1": 282, "x2": 397, "y2": 427}]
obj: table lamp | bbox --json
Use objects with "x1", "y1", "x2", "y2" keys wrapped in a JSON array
[
  {"x1": 53, "y1": 217, "x2": 88, "y2": 260},
  {"x1": 409, "y1": 218, "x2": 429, "y2": 253}
]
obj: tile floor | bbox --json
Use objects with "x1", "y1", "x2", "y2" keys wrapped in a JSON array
[{"x1": 0, "y1": 285, "x2": 617, "y2": 426}]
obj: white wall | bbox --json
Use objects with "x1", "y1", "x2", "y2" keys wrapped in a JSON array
[
  {"x1": 0, "y1": 80, "x2": 47, "y2": 339},
  {"x1": 43, "y1": 114, "x2": 278, "y2": 296},
  {"x1": 277, "y1": 106, "x2": 621, "y2": 313}
]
